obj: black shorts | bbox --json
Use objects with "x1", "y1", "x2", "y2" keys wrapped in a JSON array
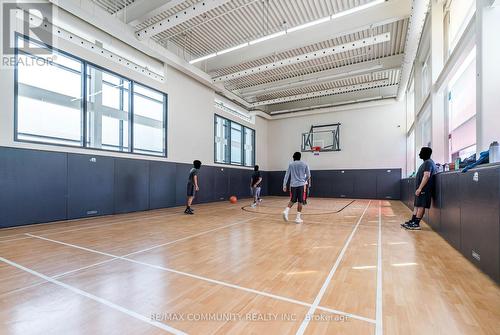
[
  {"x1": 414, "y1": 190, "x2": 432, "y2": 208},
  {"x1": 289, "y1": 186, "x2": 305, "y2": 204},
  {"x1": 187, "y1": 182, "x2": 196, "y2": 197}
]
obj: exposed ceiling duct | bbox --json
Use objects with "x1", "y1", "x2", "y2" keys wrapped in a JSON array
[{"x1": 396, "y1": 0, "x2": 431, "y2": 100}]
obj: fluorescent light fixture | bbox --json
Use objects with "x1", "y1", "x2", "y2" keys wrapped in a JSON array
[
  {"x1": 287, "y1": 17, "x2": 331, "y2": 33},
  {"x1": 249, "y1": 31, "x2": 286, "y2": 45},
  {"x1": 189, "y1": 0, "x2": 385, "y2": 64},
  {"x1": 189, "y1": 53, "x2": 217, "y2": 64},
  {"x1": 217, "y1": 42, "x2": 249, "y2": 55},
  {"x1": 331, "y1": 0, "x2": 385, "y2": 19}
]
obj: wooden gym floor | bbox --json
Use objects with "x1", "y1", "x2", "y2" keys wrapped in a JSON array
[{"x1": 1, "y1": 197, "x2": 499, "y2": 335}]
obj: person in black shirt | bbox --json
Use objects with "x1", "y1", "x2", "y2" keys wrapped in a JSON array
[
  {"x1": 403, "y1": 147, "x2": 437, "y2": 230},
  {"x1": 185, "y1": 160, "x2": 201, "y2": 215},
  {"x1": 250, "y1": 165, "x2": 263, "y2": 208}
]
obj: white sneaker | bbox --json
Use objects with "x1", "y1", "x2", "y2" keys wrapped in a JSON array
[
  {"x1": 295, "y1": 217, "x2": 303, "y2": 224},
  {"x1": 282, "y1": 210, "x2": 289, "y2": 222},
  {"x1": 251, "y1": 203, "x2": 257, "y2": 208}
]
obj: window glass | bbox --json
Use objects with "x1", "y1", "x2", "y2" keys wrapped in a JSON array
[
  {"x1": 16, "y1": 38, "x2": 83, "y2": 146},
  {"x1": 231, "y1": 123, "x2": 243, "y2": 165},
  {"x1": 14, "y1": 35, "x2": 168, "y2": 157},
  {"x1": 406, "y1": 78, "x2": 415, "y2": 130},
  {"x1": 215, "y1": 116, "x2": 230, "y2": 164},
  {"x1": 448, "y1": 0, "x2": 475, "y2": 54},
  {"x1": 86, "y1": 65, "x2": 131, "y2": 152},
  {"x1": 407, "y1": 130, "x2": 415, "y2": 177},
  {"x1": 244, "y1": 127, "x2": 255, "y2": 167},
  {"x1": 133, "y1": 83, "x2": 165, "y2": 155},
  {"x1": 214, "y1": 115, "x2": 255, "y2": 166},
  {"x1": 448, "y1": 48, "x2": 476, "y2": 160},
  {"x1": 421, "y1": 54, "x2": 431, "y2": 99}
]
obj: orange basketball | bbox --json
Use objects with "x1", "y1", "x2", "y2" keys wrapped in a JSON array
[{"x1": 229, "y1": 196, "x2": 238, "y2": 204}]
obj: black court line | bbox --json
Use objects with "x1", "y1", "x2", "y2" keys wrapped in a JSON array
[{"x1": 241, "y1": 200, "x2": 356, "y2": 216}]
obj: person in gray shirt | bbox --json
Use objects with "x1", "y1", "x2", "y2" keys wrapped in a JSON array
[{"x1": 282, "y1": 152, "x2": 311, "y2": 223}]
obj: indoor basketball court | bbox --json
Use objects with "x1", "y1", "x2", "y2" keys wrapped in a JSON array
[{"x1": 1, "y1": 0, "x2": 500, "y2": 334}]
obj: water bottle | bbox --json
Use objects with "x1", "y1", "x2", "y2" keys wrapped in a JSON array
[{"x1": 490, "y1": 141, "x2": 500, "y2": 163}]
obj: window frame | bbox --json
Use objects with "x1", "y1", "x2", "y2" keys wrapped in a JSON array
[
  {"x1": 214, "y1": 114, "x2": 255, "y2": 168},
  {"x1": 14, "y1": 33, "x2": 168, "y2": 158}
]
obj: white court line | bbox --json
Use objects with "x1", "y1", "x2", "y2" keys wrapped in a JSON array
[
  {"x1": 0, "y1": 256, "x2": 186, "y2": 335},
  {"x1": 25, "y1": 221, "x2": 376, "y2": 325},
  {"x1": 376, "y1": 201, "x2": 383, "y2": 335},
  {"x1": 295, "y1": 201, "x2": 372, "y2": 335}
]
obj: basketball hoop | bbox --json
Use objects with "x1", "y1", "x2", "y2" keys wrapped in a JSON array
[{"x1": 312, "y1": 146, "x2": 321, "y2": 156}]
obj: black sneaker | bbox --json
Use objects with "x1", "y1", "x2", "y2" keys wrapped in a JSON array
[
  {"x1": 404, "y1": 222, "x2": 421, "y2": 230},
  {"x1": 184, "y1": 208, "x2": 194, "y2": 215},
  {"x1": 401, "y1": 220, "x2": 413, "y2": 228}
]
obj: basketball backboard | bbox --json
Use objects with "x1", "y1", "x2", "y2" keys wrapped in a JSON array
[{"x1": 301, "y1": 123, "x2": 341, "y2": 152}]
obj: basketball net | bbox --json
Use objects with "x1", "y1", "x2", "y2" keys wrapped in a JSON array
[{"x1": 312, "y1": 146, "x2": 321, "y2": 156}]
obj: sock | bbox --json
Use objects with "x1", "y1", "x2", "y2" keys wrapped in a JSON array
[
  {"x1": 409, "y1": 214, "x2": 416, "y2": 222},
  {"x1": 414, "y1": 218, "x2": 421, "y2": 225},
  {"x1": 284, "y1": 207, "x2": 290, "y2": 214},
  {"x1": 296, "y1": 212, "x2": 301, "y2": 219}
]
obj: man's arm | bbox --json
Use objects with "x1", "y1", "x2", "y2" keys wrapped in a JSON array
[
  {"x1": 256, "y1": 177, "x2": 262, "y2": 187},
  {"x1": 305, "y1": 165, "x2": 311, "y2": 187},
  {"x1": 416, "y1": 172, "x2": 430, "y2": 196},
  {"x1": 194, "y1": 175, "x2": 199, "y2": 191},
  {"x1": 283, "y1": 166, "x2": 290, "y2": 192}
]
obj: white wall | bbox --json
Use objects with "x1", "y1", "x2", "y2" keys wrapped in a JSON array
[
  {"x1": 267, "y1": 100, "x2": 406, "y2": 171},
  {"x1": 0, "y1": 6, "x2": 268, "y2": 169}
]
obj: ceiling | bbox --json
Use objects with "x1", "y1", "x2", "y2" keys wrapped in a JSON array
[{"x1": 91, "y1": 0, "x2": 413, "y2": 114}]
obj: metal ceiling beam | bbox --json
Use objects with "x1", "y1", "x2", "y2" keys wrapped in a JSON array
[
  {"x1": 204, "y1": 0, "x2": 411, "y2": 72},
  {"x1": 116, "y1": 0, "x2": 185, "y2": 25},
  {"x1": 135, "y1": 0, "x2": 233, "y2": 40},
  {"x1": 213, "y1": 33, "x2": 391, "y2": 83},
  {"x1": 263, "y1": 85, "x2": 398, "y2": 113},
  {"x1": 235, "y1": 54, "x2": 404, "y2": 97},
  {"x1": 250, "y1": 79, "x2": 391, "y2": 107}
]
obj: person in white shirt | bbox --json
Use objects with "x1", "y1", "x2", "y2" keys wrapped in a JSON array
[{"x1": 282, "y1": 152, "x2": 311, "y2": 223}]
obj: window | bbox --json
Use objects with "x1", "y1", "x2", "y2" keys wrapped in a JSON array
[
  {"x1": 421, "y1": 53, "x2": 431, "y2": 100},
  {"x1": 446, "y1": 0, "x2": 475, "y2": 55},
  {"x1": 244, "y1": 127, "x2": 255, "y2": 167},
  {"x1": 406, "y1": 77, "x2": 415, "y2": 131},
  {"x1": 133, "y1": 84, "x2": 166, "y2": 156},
  {"x1": 214, "y1": 115, "x2": 255, "y2": 167},
  {"x1": 407, "y1": 130, "x2": 415, "y2": 177},
  {"x1": 215, "y1": 116, "x2": 230, "y2": 164},
  {"x1": 86, "y1": 65, "x2": 131, "y2": 152},
  {"x1": 420, "y1": 107, "x2": 432, "y2": 149},
  {"x1": 14, "y1": 34, "x2": 167, "y2": 157},
  {"x1": 230, "y1": 122, "x2": 243, "y2": 165},
  {"x1": 16, "y1": 38, "x2": 83, "y2": 146},
  {"x1": 448, "y1": 48, "x2": 476, "y2": 161}
]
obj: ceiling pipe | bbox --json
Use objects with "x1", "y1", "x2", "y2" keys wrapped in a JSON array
[
  {"x1": 396, "y1": 0, "x2": 431, "y2": 101},
  {"x1": 268, "y1": 98, "x2": 398, "y2": 119}
]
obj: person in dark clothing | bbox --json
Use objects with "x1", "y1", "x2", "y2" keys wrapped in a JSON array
[
  {"x1": 250, "y1": 165, "x2": 263, "y2": 208},
  {"x1": 402, "y1": 147, "x2": 437, "y2": 230},
  {"x1": 185, "y1": 160, "x2": 201, "y2": 215}
]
